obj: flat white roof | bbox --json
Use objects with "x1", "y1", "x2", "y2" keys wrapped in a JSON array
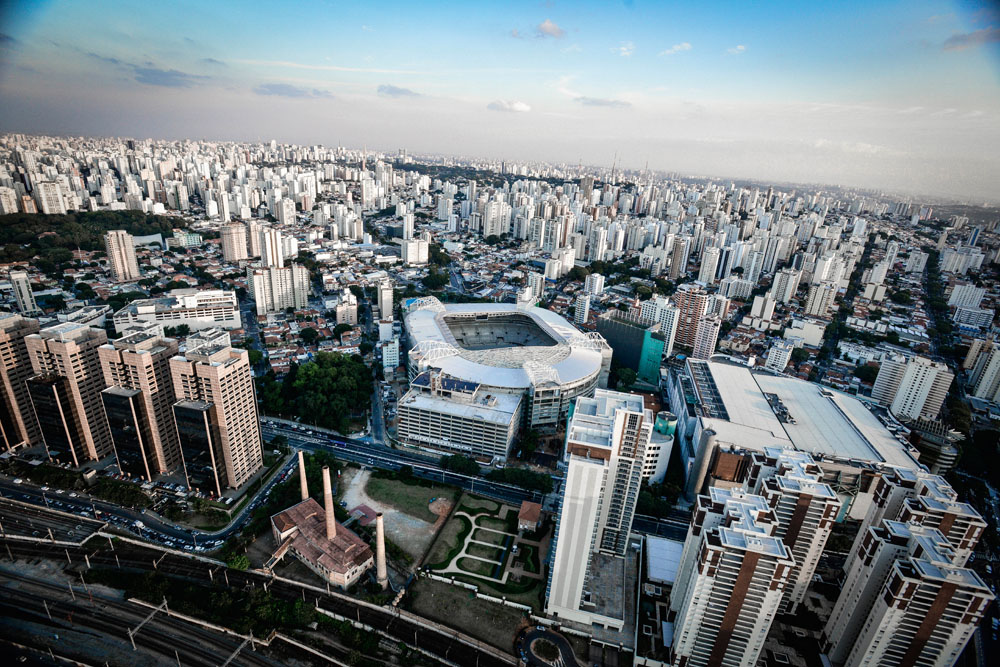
[
  {"x1": 646, "y1": 536, "x2": 684, "y2": 585},
  {"x1": 399, "y1": 391, "x2": 521, "y2": 426}
]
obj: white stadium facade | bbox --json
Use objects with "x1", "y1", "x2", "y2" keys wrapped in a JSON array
[{"x1": 400, "y1": 298, "x2": 612, "y2": 459}]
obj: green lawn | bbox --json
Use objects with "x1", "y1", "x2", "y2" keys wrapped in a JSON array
[
  {"x1": 365, "y1": 476, "x2": 440, "y2": 523},
  {"x1": 458, "y1": 495, "x2": 500, "y2": 514},
  {"x1": 472, "y1": 528, "x2": 506, "y2": 545},
  {"x1": 466, "y1": 542, "x2": 504, "y2": 562},
  {"x1": 478, "y1": 515, "x2": 516, "y2": 533},
  {"x1": 427, "y1": 515, "x2": 471, "y2": 569},
  {"x1": 457, "y1": 557, "x2": 496, "y2": 577}
]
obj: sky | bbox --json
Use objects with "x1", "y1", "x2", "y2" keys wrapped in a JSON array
[{"x1": 1, "y1": 0, "x2": 999, "y2": 201}]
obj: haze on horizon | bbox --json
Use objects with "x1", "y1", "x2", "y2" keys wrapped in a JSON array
[{"x1": 1, "y1": 0, "x2": 998, "y2": 202}]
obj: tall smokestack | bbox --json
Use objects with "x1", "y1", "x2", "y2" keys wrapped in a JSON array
[
  {"x1": 375, "y1": 512, "x2": 388, "y2": 590},
  {"x1": 322, "y1": 466, "x2": 336, "y2": 540},
  {"x1": 298, "y1": 450, "x2": 308, "y2": 501}
]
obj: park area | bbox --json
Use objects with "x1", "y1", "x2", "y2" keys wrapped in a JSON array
[{"x1": 424, "y1": 495, "x2": 551, "y2": 609}]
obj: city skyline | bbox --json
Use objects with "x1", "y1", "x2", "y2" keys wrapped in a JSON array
[{"x1": 1, "y1": 0, "x2": 999, "y2": 201}]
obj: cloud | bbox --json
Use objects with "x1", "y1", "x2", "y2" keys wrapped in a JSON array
[
  {"x1": 727, "y1": 45, "x2": 746, "y2": 55},
  {"x1": 85, "y1": 52, "x2": 207, "y2": 87},
  {"x1": 574, "y1": 96, "x2": 631, "y2": 108},
  {"x1": 199, "y1": 57, "x2": 226, "y2": 66},
  {"x1": 0, "y1": 33, "x2": 16, "y2": 44},
  {"x1": 510, "y1": 28, "x2": 522, "y2": 39},
  {"x1": 942, "y1": 27, "x2": 1000, "y2": 51},
  {"x1": 614, "y1": 41, "x2": 635, "y2": 57},
  {"x1": 562, "y1": 43, "x2": 582, "y2": 54},
  {"x1": 659, "y1": 42, "x2": 691, "y2": 56},
  {"x1": 487, "y1": 100, "x2": 531, "y2": 113},
  {"x1": 254, "y1": 82, "x2": 331, "y2": 98},
  {"x1": 897, "y1": 106, "x2": 924, "y2": 114},
  {"x1": 378, "y1": 84, "x2": 420, "y2": 98},
  {"x1": 132, "y1": 67, "x2": 205, "y2": 87},
  {"x1": 234, "y1": 59, "x2": 425, "y2": 74},
  {"x1": 536, "y1": 19, "x2": 565, "y2": 39}
]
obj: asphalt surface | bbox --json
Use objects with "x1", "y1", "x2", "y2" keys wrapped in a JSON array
[{"x1": 517, "y1": 627, "x2": 580, "y2": 667}]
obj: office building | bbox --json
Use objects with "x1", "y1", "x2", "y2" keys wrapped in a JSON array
[
  {"x1": 113, "y1": 289, "x2": 241, "y2": 333},
  {"x1": 0, "y1": 313, "x2": 42, "y2": 451},
  {"x1": 248, "y1": 265, "x2": 310, "y2": 316},
  {"x1": 170, "y1": 344, "x2": 263, "y2": 495},
  {"x1": 220, "y1": 223, "x2": 248, "y2": 263},
  {"x1": 105, "y1": 230, "x2": 141, "y2": 282},
  {"x1": 871, "y1": 355, "x2": 953, "y2": 420},
  {"x1": 9, "y1": 270, "x2": 41, "y2": 316},
  {"x1": 574, "y1": 293, "x2": 591, "y2": 326},
  {"x1": 396, "y1": 369, "x2": 523, "y2": 462},
  {"x1": 823, "y1": 520, "x2": 992, "y2": 667},
  {"x1": 98, "y1": 332, "x2": 181, "y2": 480},
  {"x1": 25, "y1": 322, "x2": 113, "y2": 466},
  {"x1": 668, "y1": 487, "x2": 793, "y2": 667},
  {"x1": 596, "y1": 311, "x2": 667, "y2": 386},
  {"x1": 546, "y1": 390, "x2": 652, "y2": 629},
  {"x1": 691, "y1": 314, "x2": 721, "y2": 360}
]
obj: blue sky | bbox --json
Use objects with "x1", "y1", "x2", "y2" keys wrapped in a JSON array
[{"x1": 1, "y1": 0, "x2": 999, "y2": 199}]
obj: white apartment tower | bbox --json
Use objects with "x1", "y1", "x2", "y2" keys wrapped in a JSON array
[
  {"x1": 220, "y1": 223, "x2": 248, "y2": 263},
  {"x1": 9, "y1": 270, "x2": 41, "y2": 316},
  {"x1": 585, "y1": 272, "x2": 605, "y2": 296},
  {"x1": 248, "y1": 265, "x2": 310, "y2": 316},
  {"x1": 260, "y1": 226, "x2": 285, "y2": 268},
  {"x1": 691, "y1": 314, "x2": 721, "y2": 360},
  {"x1": 639, "y1": 296, "x2": 679, "y2": 356},
  {"x1": 698, "y1": 246, "x2": 720, "y2": 285},
  {"x1": 669, "y1": 487, "x2": 793, "y2": 667},
  {"x1": 871, "y1": 355, "x2": 953, "y2": 420},
  {"x1": 804, "y1": 280, "x2": 837, "y2": 317},
  {"x1": 105, "y1": 230, "x2": 141, "y2": 282},
  {"x1": 546, "y1": 390, "x2": 652, "y2": 628},
  {"x1": 574, "y1": 293, "x2": 591, "y2": 326},
  {"x1": 377, "y1": 279, "x2": 394, "y2": 319}
]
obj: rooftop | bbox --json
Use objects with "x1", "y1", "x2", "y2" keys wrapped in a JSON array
[{"x1": 271, "y1": 498, "x2": 373, "y2": 576}]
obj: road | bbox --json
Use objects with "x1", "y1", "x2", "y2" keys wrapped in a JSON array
[{"x1": 517, "y1": 627, "x2": 582, "y2": 667}]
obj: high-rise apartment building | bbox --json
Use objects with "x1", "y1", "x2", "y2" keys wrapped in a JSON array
[
  {"x1": 35, "y1": 181, "x2": 66, "y2": 214},
  {"x1": 170, "y1": 344, "x2": 263, "y2": 496},
  {"x1": 673, "y1": 284, "x2": 710, "y2": 348},
  {"x1": 804, "y1": 280, "x2": 838, "y2": 317},
  {"x1": 691, "y1": 314, "x2": 721, "y2": 360},
  {"x1": 377, "y1": 279, "x2": 394, "y2": 319},
  {"x1": 769, "y1": 268, "x2": 802, "y2": 304},
  {"x1": 947, "y1": 282, "x2": 985, "y2": 309},
  {"x1": 639, "y1": 295, "x2": 679, "y2": 356},
  {"x1": 668, "y1": 238, "x2": 689, "y2": 279},
  {"x1": 546, "y1": 390, "x2": 652, "y2": 628},
  {"x1": 585, "y1": 272, "x2": 605, "y2": 296},
  {"x1": 669, "y1": 487, "x2": 793, "y2": 667},
  {"x1": 0, "y1": 313, "x2": 42, "y2": 451},
  {"x1": 260, "y1": 226, "x2": 285, "y2": 268},
  {"x1": 871, "y1": 355, "x2": 953, "y2": 420},
  {"x1": 220, "y1": 223, "x2": 248, "y2": 263},
  {"x1": 968, "y1": 341, "x2": 1000, "y2": 402},
  {"x1": 25, "y1": 322, "x2": 113, "y2": 466},
  {"x1": 246, "y1": 221, "x2": 263, "y2": 258},
  {"x1": 98, "y1": 332, "x2": 181, "y2": 480},
  {"x1": 9, "y1": 270, "x2": 42, "y2": 316},
  {"x1": 698, "y1": 246, "x2": 720, "y2": 285},
  {"x1": 248, "y1": 265, "x2": 310, "y2": 315},
  {"x1": 764, "y1": 339, "x2": 794, "y2": 373},
  {"x1": 574, "y1": 293, "x2": 590, "y2": 326},
  {"x1": 747, "y1": 449, "x2": 841, "y2": 612},
  {"x1": 823, "y1": 520, "x2": 992, "y2": 667},
  {"x1": 104, "y1": 230, "x2": 141, "y2": 282}
]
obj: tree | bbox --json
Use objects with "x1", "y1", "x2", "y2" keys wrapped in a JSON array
[
  {"x1": 440, "y1": 454, "x2": 480, "y2": 475},
  {"x1": 520, "y1": 430, "x2": 540, "y2": 457},
  {"x1": 422, "y1": 266, "x2": 449, "y2": 290},
  {"x1": 226, "y1": 554, "x2": 250, "y2": 570},
  {"x1": 790, "y1": 348, "x2": 810, "y2": 364},
  {"x1": 334, "y1": 323, "x2": 353, "y2": 337},
  {"x1": 617, "y1": 367, "x2": 637, "y2": 390},
  {"x1": 853, "y1": 364, "x2": 879, "y2": 384},
  {"x1": 248, "y1": 349, "x2": 264, "y2": 365},
  {"x1": 485, "y1": 234, "x2": 501, "y2": 245},
  {"x1": 300, "y1": 327, "x2": 319, "y2": 345}
]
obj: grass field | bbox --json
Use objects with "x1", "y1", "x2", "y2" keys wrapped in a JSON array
[
  {"x1": 426, "y1": 515, "x2": 471, "y2": 568},
  {"x1": 466, "y1": 542, "x2": 504, "y2": 562},
  {"x1": 458, "y1": 496, "x2": 500, "y2": 514},
  {"x1": 514, "y1": 544, "x2": 539, "y2": 574},
  {"x1": 457, "y1": 557, "x2": 496, "y2": 577},
  {"x1": 364, "y1": 476, "x2": 441, "y2": 523},
  {"x1": 406, "y1": 577, "x2": 528, "y2": 650},
  {"x1": 472, "y1": 528, "x2": 508, "y2": 545}
]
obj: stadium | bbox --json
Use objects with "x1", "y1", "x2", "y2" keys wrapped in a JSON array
[{"x1": 403, "y1": 297, "x2": 612, "y2": 433}]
